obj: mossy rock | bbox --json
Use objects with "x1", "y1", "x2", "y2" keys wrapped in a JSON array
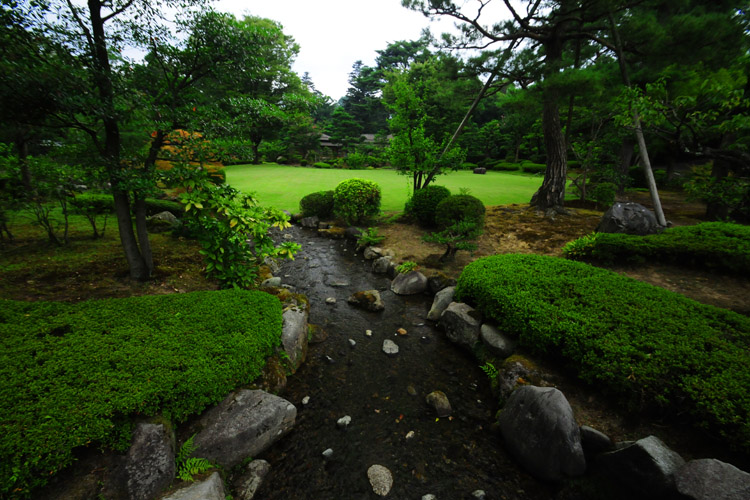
[
  {"x1": 318, "y1": 227, "x2": 347, "y2": 239},
  {"x1": 308, "y1": 323, "x2": 328, "y2": 344}
]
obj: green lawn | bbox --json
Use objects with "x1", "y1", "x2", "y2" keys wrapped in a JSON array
[{"x1": 225, "y1": 164, "x2": 543, "y2": 213}]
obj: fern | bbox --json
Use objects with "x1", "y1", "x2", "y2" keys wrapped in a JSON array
[
  {"x1": 175, "y1": 434, "x2": 213, "y2": 481},
  {"x1": 480, "y1": 362, "x2": 498, "y2": 381},
  {"x1": 177, "y1": 457, "x2": 213, "y2": 482}
]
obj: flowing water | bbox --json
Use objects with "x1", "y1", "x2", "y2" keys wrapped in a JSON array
[{"x1": 254, "y1": 226, "x2": 554, "y2": 499}]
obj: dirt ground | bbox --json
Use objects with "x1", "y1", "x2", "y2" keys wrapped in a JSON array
[{"x1": 379, "y1": 192, "x2": 750, "y2": 315}]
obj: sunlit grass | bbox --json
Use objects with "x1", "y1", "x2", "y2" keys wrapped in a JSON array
[{"x1": 224, "y1": 163, "x2": 544, "y2": 213}]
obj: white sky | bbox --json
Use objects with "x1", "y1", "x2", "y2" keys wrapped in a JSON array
[{"x1": 213, "y1": 0, "x2": 459, "y2": 101}]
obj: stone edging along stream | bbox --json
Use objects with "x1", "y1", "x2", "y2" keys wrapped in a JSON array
[{"x1": 55, "y1": 221, "x2": 749, "y2": 500}]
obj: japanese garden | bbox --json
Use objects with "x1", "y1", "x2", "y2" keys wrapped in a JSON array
[{"x1": 1, "y1": 0, "x2": 749, "y2": 499}]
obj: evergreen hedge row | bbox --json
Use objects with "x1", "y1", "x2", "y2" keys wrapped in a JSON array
[
  {"x1": 562, "y1": 222, "x2": 750, "y2": 274},
  {"x1": 456, "y1": 254, "x2": 750, "y2": 451},
  {"x1": 0, "y1": 289, "x2": 282, "y2": 497}
]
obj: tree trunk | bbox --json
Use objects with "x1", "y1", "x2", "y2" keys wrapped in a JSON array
[
  {"x1": 16, "y1": 135, "x2": 33, "y2": 193},
  {"x1": 530, "y1": 88, "x2": 567, "y2": 211},
  {"x1": 87, "y1": 0, "x2": 151, "y2": 280},
  {"x1": 617, "y1": 138, "x2": 635, "y2": 194},
  {"x1": 252, "y1": 140, "x2": 262, "y2": 164}
]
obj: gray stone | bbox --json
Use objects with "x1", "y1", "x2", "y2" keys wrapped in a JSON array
[
  {"x1": 299, "y1": 215, "x2": 319, "y2": 228},
  {"x1": 497, "y1": 357, "x2": 539, "y2": 402},
  {"x1": 498, "y1": 386, "x2": 586, "y2": 481},
  {"x1": 391, "y1": 270, "x2": 428, "y2": 295},
  {"x1": 427, "y1": 274, "x2": 457, "y2": 294},
  {"x1": 263, "y1": 257, "x2": 280, "y2": 274},
  {"x1": 472, "y1": 490, "x2": 487, "y2": 499},
  {"x1": 162, "y1": 471, "x2": 225, "y2": 500},
  {"x1": 427, "y1": 286, "x2": 456, "y2": 321},
  {"x1": 124, "y1": 423, "x2": 175, "y2": 500},
  {"x1": 382, "y1": 339, "x2": 399, "y2": 355},
  {"x1": 422, "y1": 495, "x2": 437, "y2": 500},
  {"x1": 480, "y1": 324, "x2": 516, "y2": 358},
  {"x1": 598, "y1": 435, "x2": 685, "y2": 498},
  {"x1": 363, "y1": 246, "x2": 383, "y2": 260},
  {"x1": 325, "y1": 297, "x2": 336, "y2": 304},
  {"x1": 322, "y1": 448, "x2": 334, "y2": 459},
  {"x1": 146, "y1": 211, "x2": 180, "y2": 233},
  {"x1": 235, "y1": 460, "x2": 271, "y2": 500},
  {"x1": 347, "y1": 290, "x2": 385, "y2": 312},
  {"x1": 675, "y1": 459, "x2": 750, "y2": 500},
  {"x1": 473, "y1": 167, "x2": 487, "y2": 174},
  {"x1": 281, "y1": 307, "x2": 308, "y2": 370},
  {"x1": 440, "y1": 302, "x2": 481, "y2": 350},
  {"x1": 596, "y1": 202, "x2": 662, "y2": 235},
  {"x1": 367, "y1": 464, "x2": 393, "y2": 496},
  {"x1": 337, "y1": 415, "x2": 352, "y2": 429},
  {"x1": 579, "y1": 425, "x2": 615, "y2": 458},
  {"x1": 261, "y1": 277, "x2": 282, "y2": 288},
  {"x1": 425, "y1": 391, "x2": 452, "y2": 417},
  {"x1": 345, "y1": 226, "x2": 364, "y2": 240},
  {"x1": 192, "y1": 390, "x2": 296, "y2": 469},
  {"x1": 372, "y1": 256, "x2": 394, "y2": 275}
]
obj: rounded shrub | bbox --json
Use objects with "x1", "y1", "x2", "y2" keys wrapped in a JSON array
[
  {"x1": 299, "y1": 190, "x2": 335, "y2": 218},
  {"x1": 435, "y1": 194, "x2": 486, "y2": 229},
  {"x1": 313, "y1": 161, "x2": 331, "y2": 169},
  {"x1": 409, "y1": 185, "x2": 451, "y2": 227},
  {"x1": 590, "y1": 182, "x2": 617, "y2": 207},
  {"x1": 333, "y1": 178, "x2": 381, "y2": 225}
]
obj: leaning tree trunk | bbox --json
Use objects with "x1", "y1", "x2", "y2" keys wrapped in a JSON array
[{"x1": 530, "y1": 89, "x2": 568, "y2": 212}]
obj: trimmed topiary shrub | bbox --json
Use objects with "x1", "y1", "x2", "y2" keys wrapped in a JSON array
[
  {"x1": 409, "y1": 185, "x2": 451, "y2": 227},
  {"x1": 299, "y1": 190, "x2": 335, "y2": 218},
  {"x1": 313, "y1": 161, "x2": 331, "y2": 169},
  {"x1": 144, "y1": 198, "x2": 183, "y2": 217},
  {"x1": 491, "y1": 162, "x2": 522, "y2": 172},
  {"x1": 434, "y1": 194, "x2": 486, "y2": 229},
  {"x1": 521, "y1": 162, "x2": 546, "y2": 174},
  {"x1": 562, "y1": 222, "x2": 750, "y2": 274},
  {"x1": 0, "y1": 289, "x2": 282, "y2": 497},
  {"x1": 333, "y1": 178, "x2": 381, "y2": 225},
  {"x1": 456, "y1": 254, "x2": 750, "y2": 452}
]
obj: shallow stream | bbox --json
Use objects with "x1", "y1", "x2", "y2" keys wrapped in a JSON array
[{"x1": 255, "y1": 226, "x2": 554, "y2": 499}]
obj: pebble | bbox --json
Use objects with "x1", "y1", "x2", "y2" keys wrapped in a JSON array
[
  {"x1": 382, "y1": 339, "x2": 399, "y2": 355},
  {"x1": 407, "y1": 385, "x2": 417, "y2": 396},
  {"x1": 348, "y1": 338, "x2": 356, "y2": 348},
  {"x1": 337, "y1": 415, "x2": 352, "y2": 429},
  {"x1": 397, "y1": 327, "x2": 407, "y2": 336},
  {"x1": 406, "y1": 431, "x2": 415, "y2": 440},
  {"x1": 325, "y1": 355, "x2": 335, "y2": 364},
  {"x1": 302, "y1": 396, "x2": 310, "y2": 405},
  {"x1": 326, "y1": 297, "x2": 336, "y2": 304},
  {"x1": 422, "y1": 495, "x2": 437, "y2": 500},
  {"x1": 367, "y1": 465, "x2": 393, "y2": 497},
  {"x1": 365, "y1": 329, "x2": 373, "y2": 337},
  {"x1": 472, "y1": 490, "x2": 486, "y2": 499},
  {"x1": 322, "y1": 448, "x2": 334, "y2": 459}
]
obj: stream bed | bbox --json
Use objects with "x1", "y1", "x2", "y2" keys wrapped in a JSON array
[{"x1": 254, "y1": 226, "x2": 555, "y2": 499}]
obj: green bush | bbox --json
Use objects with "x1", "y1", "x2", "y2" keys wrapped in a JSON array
[
  {"x1": 299, "y1": 190, "x2": 335, "y2": 218},
  {"x1": 562, "y1": 222, "x2": 750, "y2": 274},
  {"x1": 456, "y1": 254, "x2": 750, "y2": 451},
  {"x1": 491, "y1": 162, "x2": 522, "y2": 172},
  {"x1": 435, "y1": 194, "x2": 486, "y2": 229},
  {"x1": 313, "y1": 162, "x2": 331, "y2": 169},
  {"x1": 590, "y1": 182, "x2": 617, "y2": 207},
  {"x1": 344, "y1": 152, "x2": 368, "y2": 169},
  {"x1": 521, "y1": 162, "x2": 546, "y2": 174},
  {"x1": 144, "y1": 198, "x2": 183, "y2": 217},
  {"x1": 462, "y1": 162, "x2": 478, "y2": 170},
  {"x1": 333, "y1": 178, "x2": 381, "y2": 225},
  {"x1": 210, "y1": 168, "x2": 226, "y2": 185},
  {"x1": 0, "y1": 289, "x2": 282, "y2": 497},
  {"x1": 567, "y1": 160, "x2": 581, "y2": 170},
  {"x1": 409, "y1": 185, "x2": 451, "y2": 227}
]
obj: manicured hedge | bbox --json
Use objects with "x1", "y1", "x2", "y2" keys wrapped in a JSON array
[
  {"x1": 299, "y1": 190, "x2": 335, "y2": 218},
  {"x1": 0, "y1": 289, "x2": 282, "y2": 497},
  {"x1": 456, "y1": 254, "x2": 750, "y2": 451},
  {"x1": 520, "y1": 162, "x2": 546, "y2": 174},
  {"x1": 563, "y1": 222, "x2": 750, "y2": 274}
]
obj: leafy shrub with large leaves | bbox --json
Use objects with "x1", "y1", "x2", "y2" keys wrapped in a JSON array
[{"x1": 456, "y1": 254, "x2": 750, "y2": 451}]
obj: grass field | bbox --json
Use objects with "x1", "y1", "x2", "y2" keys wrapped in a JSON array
[{"x1": 225, "y1": 163, "x2": 543, "y2": 213}]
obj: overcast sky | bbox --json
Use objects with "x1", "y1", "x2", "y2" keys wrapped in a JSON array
[{"x1": 213, "y1": 0, "x2": 457, "y2": 101}]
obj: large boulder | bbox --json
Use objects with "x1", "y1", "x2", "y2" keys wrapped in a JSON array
[
  {"x1": 347, "y1": 290, "x2": 385, "y2": 312},
  {"x1": 146, "y1": 211, "x2": 180, "y2": 233},
  {"x1": 299, "y1": 216, "x2": 319, "y2": 228},
  {"x1": 391, "y1": 270, "x2": 428, "y2": 295},
  {"x1": 480, "y1": 323, "x2": 516, "y2": 358},
  {"x1": 371, "y1": 256, "x2": 394, "y2": 275},
  {"x1": 440, "y1": 302, "x2": 481, "y2": 350},
  {"x1": 427, "y1": 286, "x2": 455, "y2": 321},
  {"x1": 498, "y1": 386, "x2": 586, "y2": 481},
  {"x1": 281, "y1": 307, "x2": 309, "y2": 370},
  {"x1": 598, "y1": 435, "x2": 685, "y2": 498},
  {"x1": 162, "y1": 471, "x2": 225, "y2": 500},
  {"x1": 191, "y1": 390, "x2": 296, "y2": 469},
  {"x1": 234, "y1": 460, "x2": 272, "y2": 500},
  {"x1": 596, "y1": 202, "x2": 661, "y2": 235},
  {"x1": 675, "y1": 459, "x2": 750, "y2": 500},
  {"x1": 124, "y1": 423, "x2": 175, "y2": 500}
]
